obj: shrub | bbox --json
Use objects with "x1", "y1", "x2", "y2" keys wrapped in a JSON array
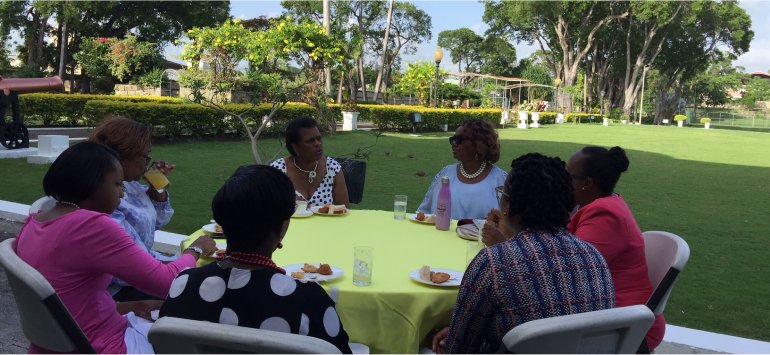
[
  {"x1": 620, "y1": 114, "x2": 629, "y2": 121},
  {"x1": 700, "y1": 117, "x2": 711, "y2": 124},
  {"x1": 20, "y1": 93, "x2": 183, "y2": 126},
  {"x1": 362, "y1": 105, "x2": 500, "y2": 132},
  {"x1": 565, "y1": 113, "x2": 607, "y2": 123},
  {"x1": 674, "y1": 114, "x2": 687, "y2": 122}
]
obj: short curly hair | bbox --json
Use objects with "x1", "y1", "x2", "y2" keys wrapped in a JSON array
[
  {"x1": 460, "y1": 119, "x2": 500, "y2": 163},
  {"x1": 503, "y1": 153, "x2": 575, "y2": 230}
]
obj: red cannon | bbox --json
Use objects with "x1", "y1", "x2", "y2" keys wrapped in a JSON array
[{"x1": 0, "y1": 76, "x2": 64, "y2": 149}]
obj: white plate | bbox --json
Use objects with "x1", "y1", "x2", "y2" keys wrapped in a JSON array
[
  {"x1": 409, "y1": 268, "x2": 463, "y2": 287},
  {"x1": 205, "y1": 242, "x2": 228, "y2": 258},
  {"x1": 408, "y1": 213, "x2": 435, "y2": 224},
  {"x1": 202, "y1": 223, "x2": 223, "y2": 234},
  {"x1": 292, "y1": 209, "x2": 313, "y2": 218},
  {"x1": 310, "y1": 206, "x2": 349, "y2": 216},
  {"x1": 283, "y1": 263, "x2": 344, "y2": 282},
  {"x1": 455, "y1": 219, "x2": 486, "y2": 241}
]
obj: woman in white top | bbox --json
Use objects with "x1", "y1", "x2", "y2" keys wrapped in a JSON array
[
  {"x1": 271, "y1": 117, "x2": 350, "y2": 207},
  {"x1": 417, "y1": 119, "x2": 507, "y2": 220}
]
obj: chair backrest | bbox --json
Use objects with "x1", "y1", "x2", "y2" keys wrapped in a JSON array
[
  {"x1": 28, "y1": 196, "x2": 55, "y2": 215},
  {"x1": 500, "y1": 305, "x2": 655, "y2": 354},
  {"x1": 0, "y1": 238, "x2": 94, "y2": 353},
  {"x1": 334, "y1": 157, "x2": 366, "y2": 204},
  {"x1": 148, "y1": 316, "x2": 342, "y2": 354},
  {"x1": 643, "y1": 231, "x2": 691, "y2": 315}
]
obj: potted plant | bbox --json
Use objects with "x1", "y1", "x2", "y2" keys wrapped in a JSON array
[
  {"x1": 620, "y1": 114, "x2": 629, "y2": 124},
  {"x1": 518, "y1": 100, "x2": 533, "y2": 129},
  {"x1": 341, "y1": 99, "x2": 359, "y2": 131},
  {"x1": 674, "y1": 114, "x2": 687, "y2": 128},
  {"x1": 700, "y1": 117, "x2": 711, "y2": 129}
]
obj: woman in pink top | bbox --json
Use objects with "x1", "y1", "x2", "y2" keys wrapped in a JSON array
[
  {"x1": 15, "y1": 141, "x2": 215, "y2": 353},
  {"x1": 566, "y1": 146, "x2": 665, "y2": 352}
]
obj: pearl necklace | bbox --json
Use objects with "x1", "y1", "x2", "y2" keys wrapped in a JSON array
[
  {"x1": 293, "y1": 157, "x2": 319, "y2": 183},
  {"x1": 57, "y1": 201, "x2": 80, "y2": 209},
  {"x1": 460, "y1": 160, "x2": 487, "y2": 179}
]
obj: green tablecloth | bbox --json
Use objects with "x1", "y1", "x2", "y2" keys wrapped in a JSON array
[{"x1": 184, "y1": 210, "x2": 470, "y2": 353}]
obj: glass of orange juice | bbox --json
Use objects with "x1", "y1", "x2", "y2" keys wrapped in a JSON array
[{"x1": 144, "y1": 165, "x2": 170, "y2": 193}]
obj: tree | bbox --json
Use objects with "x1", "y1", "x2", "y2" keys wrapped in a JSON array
[
  {"x1": 741, "y1": 77, "x2": 770, "y2": 108},
  {"x1": 395, "y1": 61, "x2": 442, "y2": 106},
  {"x1": 181, "y1": 18, "x2": 349, "y2": 163},
  {"x1": 478, "y1": 35, "x2": 517, "y2": 77},
  {"x1": 372, "y1": 1, "x2": 432, "y2": 102},
  {"x1": 438, "y1": 28, "x2": 483, "y2": 73}
]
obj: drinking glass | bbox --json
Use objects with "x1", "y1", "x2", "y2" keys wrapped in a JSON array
[
  {"x1": 294, "y1": 198, "x2": 308, "y2": 216},
  {"x1": 394, "y1": 195, "x2": 407, "y2": 220},
  {"x1": 353, "y1": 246, "x2": 373, "y2": 286},
  {"x1": 144, "y1": 165, "x2": 170, "y2": 193}
]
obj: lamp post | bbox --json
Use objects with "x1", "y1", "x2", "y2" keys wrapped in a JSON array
[
  {"x1": 433, "y1": 47, "x2": 443, "y2": 108},
  {"x1": 600, "y1": 90, "x2": 605, "y2": 116}
]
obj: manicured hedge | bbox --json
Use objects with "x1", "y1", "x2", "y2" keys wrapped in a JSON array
[
  {"x1": 565, "y1": 112, "x2": 607, "y2": 123},
  {"x1": 359, "y1": 104, "x2": 501, "y2": 131},
  {"x1": 19, "y1": 93, "x2": 183, "y2": 126},
  {"x1": 83, "y1": 100, "x2": 319, "y2": 138}
]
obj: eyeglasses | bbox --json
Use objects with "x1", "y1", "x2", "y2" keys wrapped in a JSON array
[
  {"x1": 495, "y1": 186, "x2": 509, "y2": 205},
  {"x1": 569, "y1": 173, "x2": 586, "y2": 180},
  {"x1": 144, "y1": 155, "x2": 152, "y2": 166},
  {"x1": 449, "y1": 134, "x2": 470, "y2": 146}
]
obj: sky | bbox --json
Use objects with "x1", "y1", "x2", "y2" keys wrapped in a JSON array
[{"x1": 188, "y1": 0, "x2": 770, "y2": 74}]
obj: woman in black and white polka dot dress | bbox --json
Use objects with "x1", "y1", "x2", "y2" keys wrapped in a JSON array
[
  {"x1": 270, "y1": 117, "x2": 349, "y2": 208},
  {"x1": 160, "y1": 165, "x2": 352, "y2": 353}
]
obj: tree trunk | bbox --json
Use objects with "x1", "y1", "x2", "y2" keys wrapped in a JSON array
[
  {"x1": 58, "y1": 21, "x2": 68, "y2": 79},
  {"x1": 358, "y1": 56, "x2": 367, "y2": 101},
  {"x1": 372, "y1": 0, "x2": 394, "y2": 103}
]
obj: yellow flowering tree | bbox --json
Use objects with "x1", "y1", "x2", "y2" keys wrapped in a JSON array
[{"x1": 180, "y1": 18, "x2": 349, "y2": 163}]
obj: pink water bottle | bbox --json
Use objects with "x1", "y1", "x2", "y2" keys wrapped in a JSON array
[{"x1": 436, "y1": 176, "x2": 452, "y2": 230}]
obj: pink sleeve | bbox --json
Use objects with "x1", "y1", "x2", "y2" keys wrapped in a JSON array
[
  {"x1": 82, "y1": 216, "x2": 197, "y2": 298},
  {"x1": 572, "y1": 205, "x2": 628, "y2": 264}
]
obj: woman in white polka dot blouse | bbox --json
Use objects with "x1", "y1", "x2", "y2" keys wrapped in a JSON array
[
  {"x1": 270, "y1": 117, "x2": 350, "y2": 208},
  {"x1": 160, "y1": 165, "x2": 352, "y2": 353}
]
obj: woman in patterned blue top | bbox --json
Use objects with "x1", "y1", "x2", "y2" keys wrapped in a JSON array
[
  {"x1": 271, "y1": 117, "x2": 349, "y2": 208},
  {"x1": 432, "y1": 153, "x2": 615, "y2": 353},
  {"x1": 89, "y1": 117, "x2": 214, "y2": 301}
]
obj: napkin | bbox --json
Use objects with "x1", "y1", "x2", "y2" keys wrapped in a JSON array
[{"x1": 455, "y1": 219, "x2": 486, "y2": 241}]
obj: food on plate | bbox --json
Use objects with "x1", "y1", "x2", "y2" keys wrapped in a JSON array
[
  {"x1": 430, "y1": 272, "x2": 451, "y2": 284},
  {"x1": 302, "y1": 263, "x2": 320, "y2": 273},
  {"x1": 214, "y1": 249, "x2": 226, "y2": 256},
  {"x1": 416, "y1": 212, "x2": 426, "y2": 221},
  {"x1": 318, "y1": 204, "x2": 347, "y2": 215},
  {"x1": 317, "y1": 263, "x2": 333, "y2": 275},
  {"x1": 418, "y1": 265, "x2": 450, "y2": 284},
  {"x1": 419, "y1": 265, "x2": 431, "y2": 281},
  {"x1": 290, "y1": 271, "x2": 306, "y2": 279},
  {"x1": 214, "y1": 224, "x2": 223, "y2": 234}
]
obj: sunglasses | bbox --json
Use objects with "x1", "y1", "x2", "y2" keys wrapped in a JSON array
[{"x1": 449, "y1": 134, "x2": 470, "y2": 145}]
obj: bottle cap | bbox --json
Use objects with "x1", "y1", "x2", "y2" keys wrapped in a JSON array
[{"x1": 441, "y1": 176, "x2": 449, "y2": 184}]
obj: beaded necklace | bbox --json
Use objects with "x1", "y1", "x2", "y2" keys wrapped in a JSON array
[
  {"x1": 57, "y1": 201, "x2": 80, "y2": 209},
  {"x1": 459, "y1": 160, "x2": 487, "y2": 179},
  {"x1": 217, "y1": 251, "x2": 285, "y2": 274}
]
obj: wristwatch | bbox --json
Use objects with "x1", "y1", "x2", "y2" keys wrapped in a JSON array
[{"x1": 184, "y1": 246, "x2": 203, "y2": 257}]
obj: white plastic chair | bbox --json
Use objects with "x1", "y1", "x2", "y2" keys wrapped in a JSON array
[
  {"x1": 28, "y1": 196, "x2": 55, "y2": 215},
  {"x1": 148, "y1": 316, "x2": 342, "y2": 354},
  {"x1": 643, "y1": 231, "x2": 691, "y2": 315},
  {"x1": 500, "y1": 305, "x2": 655, "y2": 354},
  {"x1": 0, "y1": 238, "x2": 94, "y2": 353}
]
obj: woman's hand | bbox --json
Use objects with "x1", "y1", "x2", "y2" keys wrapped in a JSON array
[
  {"x1": 431, "y1": 326, "x2": 450, "y2": 354},
  {"x1": 116, "y1": 300, "x2": 163, "y2": 320},
  {"x1": 152, "y1": 160, "x2": 176, "y2": 175},
  {"x1": 481, "y1": 208, "x2": 508, "y2": 246},
  {"x1": 188, "y1": 235, "x2": 217, "y2": 258},
  {"x1": 145, "y1": 161, "x2": 175, "y2": 202}
]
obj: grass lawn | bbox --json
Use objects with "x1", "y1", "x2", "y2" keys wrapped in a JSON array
[{"x1": 2, "y1": 124, "x2": 769, "y2": 341}]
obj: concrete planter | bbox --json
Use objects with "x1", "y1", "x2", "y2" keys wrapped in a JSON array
[
  {"x1": 517, "y1": 111, "x2": 529, "y2": 129},
  {"x1": 530, "y1": 112, "x2": 540, "y2": 128},
  {"x1": 704, "y1": 123, "x2": 710, "y2": 129},
  {"x1": 602, "y1": 117, "x2": 609, "y2": 126},
  {"x1": 342, "y1": 111, "x2": 359, "y2": 131},
  {"x1": 677, "y1": 120, "x2": 684, "y2": 127}
]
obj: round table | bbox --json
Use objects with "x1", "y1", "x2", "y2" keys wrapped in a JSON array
[{"x1": 184, "y1": 210, "x2": 476, "y2": 353}]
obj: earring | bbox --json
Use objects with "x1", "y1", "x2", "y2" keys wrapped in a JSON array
[
  {"x1": 277, "y1": 242, "x2": 283, "y2": 249},
  {"x1": 581, "y1": 187, "x2": 587, "y2": 191},
  {"x1": 475, "y1": 153, "x2": 481, "y2": 161}
]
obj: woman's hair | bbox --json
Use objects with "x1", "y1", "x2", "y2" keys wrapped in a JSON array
[
  {"x1": 503, "y1": 153, "x2": 575, "y2": 230},
  {"x1": 88, "y1": 116, "x2": 151, "y2": 160},
  {"x1": 285, "y1": 117, "x2": 319, "y2": 157},
  {"x1": 212, "y1": 165, "x2": 295, "y2": 252},
  {"x1": 43, "y1": 141, "x2": 120, "y2": 205},
  {"x1": 580, "y1": 146, "x2": 629, "y2": 194},
  {"x1": 460, "y1": 119, "x2": 500, "y2": 163}
]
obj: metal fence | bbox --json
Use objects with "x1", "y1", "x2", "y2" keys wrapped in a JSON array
[{"x1": 687, "y1": 108, "x2": 770, "y2": 129}]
